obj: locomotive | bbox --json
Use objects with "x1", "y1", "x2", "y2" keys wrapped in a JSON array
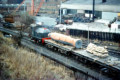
[
  {"x1": 30, "y1": 24, "x2": 51, "y2": 44},
  {"x1": 30, "y1": 24, "x2": 82, "y2": 50}
]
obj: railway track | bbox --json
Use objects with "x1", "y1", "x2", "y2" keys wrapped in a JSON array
[
  {"x1": 22, "y1": 37, "x2": 112, "y2": 80},
  {"x1": 24, "y1": 37, "x2": 120, "y2": 79},
  {"x1": 0, "y1": 27, "x2": 120, "y2": 80}
]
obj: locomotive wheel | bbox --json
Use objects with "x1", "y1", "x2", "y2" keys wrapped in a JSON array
[{"x1": 53, "y1": 47, "x2": 58, "y2": 51}]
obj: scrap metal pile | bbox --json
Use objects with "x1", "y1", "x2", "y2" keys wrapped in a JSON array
[{"x1": 86, "y1": 43, "x2": 108, "y2": 57}]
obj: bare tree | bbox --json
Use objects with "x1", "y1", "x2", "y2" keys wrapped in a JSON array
[
  {"x1": 18, "y1": 12, "x2": 34, "y2": 37},
  {"x1": 16, "y1": 12, "x2": 34, "y2": 29},
  {"x1": 20, "y1": 12, "x2": 34, "y2": 30}
]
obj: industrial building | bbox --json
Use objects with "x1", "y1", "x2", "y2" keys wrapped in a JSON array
[
  {"x1": 24, "y1": 0, "x2": 68, "y2": 15},
  {"x1": 61, "y1": 0, "x2": 120, "y2": 20},
  {"x1": 0, "y1": 0, "x2": 68, "y2": 15},
  {"x1": 0, "y1": 0, "x2": 26, "y2": 13},
  {"x1": 34, "y1": 0, "x2": 68, "y2": 14},
  {"x1": 0, "y1": 0, "x2": 23, "y2": 4}
]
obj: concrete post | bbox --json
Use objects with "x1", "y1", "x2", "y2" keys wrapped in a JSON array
[
  {"x1": 59, "y1": 1, "x2": 62, "y2": 24},
  {"x1": 63, "y1": 9, "x2": 67, "y2": 15},
  {"x1": 88, "y1": 25, "x2": 90, "y2": 44}
]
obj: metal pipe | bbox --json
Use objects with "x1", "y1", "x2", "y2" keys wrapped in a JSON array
[
  {"x1": 14, "y1": 0, "x2": 25, "y2": 12},
  {"x1": 31, "y1": 0, "x2": 34, "y2": 15},
  {"x1": 34, "y1": 0, "x2": 44, "y2": 16},
  {"x1": 92, "y1": 0, "x2": 95, "y2": 22},
  {"x1": 48, "y1": 33, "x2": 82, "y2": 48}
]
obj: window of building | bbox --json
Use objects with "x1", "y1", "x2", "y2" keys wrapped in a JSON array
[{"x1": 45, "y1": 0, "x2": 49, "y2": 2}]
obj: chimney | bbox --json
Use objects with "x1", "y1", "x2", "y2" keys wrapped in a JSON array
[{"x1": 102, "y1": 0, "x2": 106, "y2": 3}]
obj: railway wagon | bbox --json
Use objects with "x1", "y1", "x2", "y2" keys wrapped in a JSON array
[
  {"x1": 30, "y1": 26, "x2": 120, "y2": 78},
  {"x1": 44, "y1": 38, "x2": 120, "y2": 79}
]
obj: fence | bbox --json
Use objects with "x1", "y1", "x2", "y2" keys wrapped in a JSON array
[{"x1": 67, "y1": 29, "x2": 120, "y2": 43}]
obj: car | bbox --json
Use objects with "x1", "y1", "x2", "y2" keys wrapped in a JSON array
[{"x1": 56, "y1": 15, "x2": 73, "y2": 25}]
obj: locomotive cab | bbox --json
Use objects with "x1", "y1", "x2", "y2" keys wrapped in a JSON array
[{"x1": 30, "y1": 24, "x2": 51, "y2": 43}]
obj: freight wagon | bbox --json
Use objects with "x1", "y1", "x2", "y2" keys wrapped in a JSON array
[
  {"x1": 30, "y1": 25, "x2": 120, "y2": 79},
  {"x1": 43, "y1": 38, "x2": 120, "y2": 79}
]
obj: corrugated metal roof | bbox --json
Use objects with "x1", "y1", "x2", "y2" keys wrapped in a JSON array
[
  {"x1": 63, "y1": 0, "x2": 101, "y2": 5},
  {"x1": 61, "y1": 0, "x2": 120, "y2": 12},
  {"x1": 62, "y1": 0, "x2": 120, "y2": 5}
]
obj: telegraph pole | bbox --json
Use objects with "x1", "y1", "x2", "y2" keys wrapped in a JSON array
[
  {"x1": 59, "y1": 1, "x2": 62, "y2": 24},
  {"x1": 92, "y1": 0, "x2": 95, "y2": 22}
]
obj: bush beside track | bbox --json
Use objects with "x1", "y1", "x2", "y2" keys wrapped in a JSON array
[{"x1": 0, "y1": 32, "x2": 75, "y2": 80}]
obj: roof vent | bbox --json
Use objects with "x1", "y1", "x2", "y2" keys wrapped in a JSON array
[{"x1": 102, "y1": 0, "x2": 106, "y2": 3}]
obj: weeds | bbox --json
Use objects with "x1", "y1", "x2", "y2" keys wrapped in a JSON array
[{"x1": 0, "y1": 32, "x2": 75, "y2": 80}]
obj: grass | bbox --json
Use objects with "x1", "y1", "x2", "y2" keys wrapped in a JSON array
[{"x1": 0, "y1": 32, "x2": 75, "y2": 80}]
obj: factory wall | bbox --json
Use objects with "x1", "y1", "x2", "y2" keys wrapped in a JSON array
[
  {"x1": 67, "y1": 29, "x2": 120, "y2": 43},
  {"x1": 62, "y1": 9, "x2": 102, "y2": 19},
  {"x1": 102, "y1": 12, "x2": 118, "y2": 20},
  {"x1": 24, "y1": 0, "x2": 68, "y2": 15},
  {"x1": 61, "y1": 9, "x2": 119, "y2": 20},
  {"x1": 77, "y1": 10, "x2": 84, "y2": 14},
  {"x1": 7, "y1": 0, "x2": 23, "y2": 4},
  {"x1": 68, "y1": 9, "x2": 77, "y2": 14}
]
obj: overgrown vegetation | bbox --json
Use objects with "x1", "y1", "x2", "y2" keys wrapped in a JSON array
[
  {"x1": 0, "y1": 32, "x2": 75, "y2": 80},
  {"x1": 16, "y1": 12, "x2": 34, "y2": 33},
  {"x1": 19, "y1": 12, "x2": 34, "y2": 29}
]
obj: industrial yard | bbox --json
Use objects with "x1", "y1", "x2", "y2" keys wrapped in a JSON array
[{"x1": 0, "y1": 0, "x2": 120, "y2": 80}]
